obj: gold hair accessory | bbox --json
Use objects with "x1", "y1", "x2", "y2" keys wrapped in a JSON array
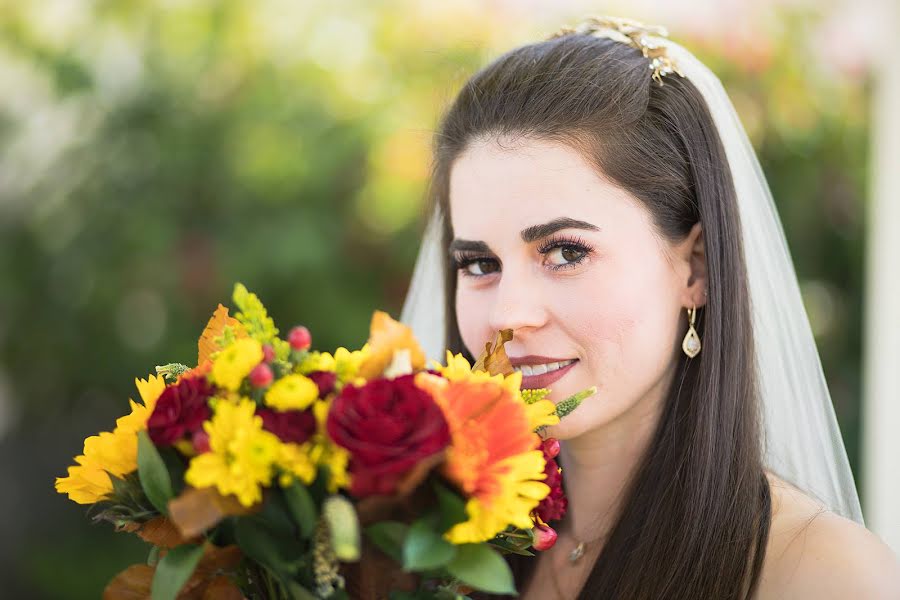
[
  {"x1": 682, "y1": 305, "x2": 702, "y2": 358},
  {"x1": 547, "y1": 16, "x2": 685, "y2": 85}
]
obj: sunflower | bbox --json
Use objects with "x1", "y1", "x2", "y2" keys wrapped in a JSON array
[
  {"x1": 55, "y1": 374, "x2": 167, "y2": 504},
  {"x1": 413, "y1": 372, "x2": 550, "y2": 544}
]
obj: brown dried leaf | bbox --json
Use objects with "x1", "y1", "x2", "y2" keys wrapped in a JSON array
[
  {"x1": 356, "y1": 310, "x2": 426, "y2": 380},
  {"x1": 103, "y1": 564, "x2": 153, "y2": 600},
  {"x1": 197, "y1": 304, "x2": 246, "y2": 367},
  {"x1": 195, "y1": 544, "x2": 243, "y2": 575},
  {"x1": 168, "y1": 486, "x2": 259, "y2": 540},
  {"x1": 135, "y1": 516, "x2": 197, "y2": 549},
  {"x1": 201, "y1": 576, "x2": 244, "y2": 600},
  {"x1": 472, "y1": 328, "x2": 515, "y2": 375}
]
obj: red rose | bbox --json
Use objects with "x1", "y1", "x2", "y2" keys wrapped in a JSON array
[
  {"x1": 535, "y1": 437, "x2": 567, "y2": 522},
  {"x1": 326, "y1": 374, "x2": 450, "y2": 498},
  {"x1": 257, "y1": 408, "x2": 317, "y2": 444},
  {"x1": 147, "y1": 376, "x2": 215, "y2": 446}
]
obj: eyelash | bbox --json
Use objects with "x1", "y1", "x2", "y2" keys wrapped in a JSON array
[{"x1": 450, "y1": 234, "x2": 594, "y2": 279}]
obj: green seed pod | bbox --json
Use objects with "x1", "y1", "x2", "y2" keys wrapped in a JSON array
[{"x1": 322, "y1": 494, "x2": 360, "y2": 562}]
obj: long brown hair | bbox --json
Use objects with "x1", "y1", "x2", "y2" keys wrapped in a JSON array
[{"x1": 424, "y1": 32, "x2": 771, "y2": 599}]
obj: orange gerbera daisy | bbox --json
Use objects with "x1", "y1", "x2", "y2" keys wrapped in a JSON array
[{"x1": 413, "y1": 372, "x2": 550, "y2": 544}]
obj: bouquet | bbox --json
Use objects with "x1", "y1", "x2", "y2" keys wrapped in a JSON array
[{"x1": 56, "y1": 283, "x2": 594, "y2": 599}]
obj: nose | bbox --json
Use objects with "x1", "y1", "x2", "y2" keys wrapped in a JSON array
[{"x1": 487, "y1": 267, "x2": 548, "y2": 335}]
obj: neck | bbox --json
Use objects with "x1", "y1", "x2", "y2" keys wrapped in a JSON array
[{"x1": 556, "y1": 366, "x2": 674, "y2": 548}]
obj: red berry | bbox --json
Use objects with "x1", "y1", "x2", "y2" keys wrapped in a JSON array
[
  {"x1": 543, "y1": 437, "x2": 560, "y2": 459},
  {"x1": 288, "y1": 326, "x2": 312, "y2": 351},
  {"x1": 532, "y1": 524, "x2": 558, "y2": 551},
  {"x1": 249, "y1": 363, "x2": 274, "y2": 388},
  {"x1": 192, "y1": 429, "x2": 211, "y2": 454},
  {"x1": 262, "y1": 344, "x2": 276, "y2": 363}
]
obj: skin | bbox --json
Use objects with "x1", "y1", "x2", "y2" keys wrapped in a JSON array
[{"x1": 448, "y1": 136, "x2": 900, "y2": 598}]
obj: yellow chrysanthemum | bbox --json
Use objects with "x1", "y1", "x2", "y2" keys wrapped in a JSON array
[
  {"x1": 211, "y1": 337, "x2": 264, "y2": 391},
  {"x1": 413, "y1": 372, "x2": 550, "y2": 544},
  {"x1": 264, "y1": 374, "x2": 319, "y2": 411},
  {"x1": 55, "y1": 374, "x2": 167, "y2": 505},
  {"x1": 303, "y1": 398, "x2": 351, "y2": 493},
  {"x1": 296, "y1": 345, "x2": 369, "y2": 385},
  {"x1": 276, "y1": 442, "x2": 317, "y2": 487},
  {"x1": 185, "y1": 398, "x2": 280, "y2": 507}
]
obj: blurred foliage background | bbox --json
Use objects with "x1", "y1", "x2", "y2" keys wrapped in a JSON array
[{"x1": 0, "y1": 1, "x2": 873, "y2": 597}]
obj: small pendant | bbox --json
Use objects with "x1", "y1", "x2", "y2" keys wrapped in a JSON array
[
  {"x1": 569, "y1": 541, "x2": 585, "y2": 563},
  {"x1": 682, "y1": 326, "x2": 701, "y2": 358}
]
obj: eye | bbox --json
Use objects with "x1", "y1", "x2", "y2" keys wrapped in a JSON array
[
  {"x1": 538, "y1": 235, "x2": 593, "y2": 271},
  {"x1": 452, "y1": 253, "x2": 500, "y2": 278}
]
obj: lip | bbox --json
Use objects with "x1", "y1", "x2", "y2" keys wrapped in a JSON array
[{"x1": 508, "y1": 357, "x2": 579, "y2": 390}]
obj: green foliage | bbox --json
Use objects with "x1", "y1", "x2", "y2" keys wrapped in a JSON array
[
  {"x1": 402, "y1": 518, "x2": 457, "y2": 571},
  {"x1": 284, "y1": 482, "x2": 318, "y2": 539},
  {"x1": 445, "y1": 544, "x2": 516, "y2": 595},
  {"x1": 151, "y1": 544, "x2": 204, "y2": 600},
  {"x1": 365, "y1": 521, "x2": 410, "y2": 563},
  {"x1": 137, "y1": 431, "x2": 174, "y2": 516}
]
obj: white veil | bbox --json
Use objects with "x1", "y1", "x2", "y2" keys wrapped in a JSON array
[{"x1": 399, "y1": 19, "x2": 865, "y2": 527}]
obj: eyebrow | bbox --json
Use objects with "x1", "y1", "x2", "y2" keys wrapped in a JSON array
[{"x1": 448, "y1": 217, "x2": 601, "y2": 255}]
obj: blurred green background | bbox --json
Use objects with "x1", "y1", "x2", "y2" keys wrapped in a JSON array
[{"x1": 0, "y1": 1, "x2": 872, "y2": 597}]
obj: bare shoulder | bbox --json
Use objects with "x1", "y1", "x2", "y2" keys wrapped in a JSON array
[{"x1": 753, "y1": 470, "x2": 900, "y2": 599}]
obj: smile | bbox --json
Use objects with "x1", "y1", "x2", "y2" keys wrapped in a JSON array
[{"x1": 512, "y1": 359, "x2": 577, "y2": 376}]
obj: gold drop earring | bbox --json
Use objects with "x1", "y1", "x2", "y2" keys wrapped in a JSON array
[{"x1": 682, "y1": 305, "x2": 701, "y2": 358}]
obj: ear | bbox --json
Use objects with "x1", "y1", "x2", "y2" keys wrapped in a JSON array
[{"x1": 674, "y1": 222, "x2": 708, "y2": 308}]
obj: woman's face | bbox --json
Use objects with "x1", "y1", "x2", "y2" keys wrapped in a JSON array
[{"x1": 449, "y1": 137, "x2": 701, "y2": 440}]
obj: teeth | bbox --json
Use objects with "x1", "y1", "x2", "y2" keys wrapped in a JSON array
[{"x1": 513, "y1": 359, "x2": 576, "y2": 376}]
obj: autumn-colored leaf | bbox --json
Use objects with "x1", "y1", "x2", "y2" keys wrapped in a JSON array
[
  {"x1": 472, "y1": 328, "x2": 515, "y2": 375},
  {"x1": 136, "y1": 516, "x2": 199, "y2": 549},
  {"x1": 104, "y1": 544, "x2": 244, "y2": 600},
  {"x1": 194, "y1": 544, "x2": 243, "y2": 576},
  {"x1": 356, "y1": 310, "x2": 426, "y2": 380},
  {"x1": 168, "y1": 486, "x2": 259, "y2": 540},
  {"x1": 103, "y1": 564, "x2": 153, "y2": 600},
  {"x1": 201, "y1": 576, "x2": 243, "y2": 600},
  {"x1": 197, "y1": 304, "x2": 246, "y2": 367}
]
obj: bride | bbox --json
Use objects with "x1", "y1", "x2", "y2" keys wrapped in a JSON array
[{"x1": 398, "y1": 16, "x2": 900, "y2": 599}]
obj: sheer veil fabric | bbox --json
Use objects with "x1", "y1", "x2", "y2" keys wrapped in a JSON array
[{"x1": 399, "y1": 30, "x2": 865, "y2": 526}]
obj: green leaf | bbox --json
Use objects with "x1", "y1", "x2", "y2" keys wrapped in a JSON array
[
  {"x1": 402, "y1": 518, "x2": 457, "y2": 571},
  {"x1": 234, "y1": 517, "x2": 305, "y2": 577},
  {"x1": 137, "y1": 430, "x2": 174, "y2": 515},
  {"x1": 446, "y1": 544, "x2": 516, "y2": 595},
  {"x1": 284, "y1": 482, "x2": 317, "y2": 539},
  {"x1": 151, "y1": 543, "x2": 204, "y2": 600},
  {"x1": 365, "y1": 521, "x2": 408, "y2": 563},
  {"x1": 433, "y1": 480, "x2": 468, "y2": 533}
]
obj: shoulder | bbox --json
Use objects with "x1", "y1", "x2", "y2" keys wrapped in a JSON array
[{"x1": 754, "y1": 470, "x2": 900, "y2": 599}]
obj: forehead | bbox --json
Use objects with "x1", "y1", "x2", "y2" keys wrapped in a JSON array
[{"x1": 448, "y1": 137, "x2": 633, "y2": 236}]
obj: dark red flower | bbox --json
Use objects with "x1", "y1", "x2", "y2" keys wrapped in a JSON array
[
  {"x1": 326, "y1": 374, "x2": 450, "y2": 498},
  {"x1": 535, "y1": 437, "x2": 568, "y2": 522},
  {"x1": 147, "y1": 376, "x2": 215, "y2": 446},
  {"x1": 307, "y1": 370, "x2": 337, "y2": 397},
  {"x1": 257, "y1": 408, "x2": 317, "y2": 444}
]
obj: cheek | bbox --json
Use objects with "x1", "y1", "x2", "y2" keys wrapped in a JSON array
[{"x1": 455, "y1": 287, "x2": 490, "y2": 357}]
